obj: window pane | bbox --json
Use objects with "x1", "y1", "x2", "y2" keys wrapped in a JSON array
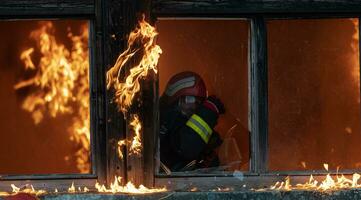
[
  {"x1": 157, "y1": 19, "x2": 249, "y2": 173},
  {"x1": 0, "y1": 20, "x2": 90, "y2": 174},
  {"x1": 268, "y1": 19, "x2": 360, "y2": 171}
]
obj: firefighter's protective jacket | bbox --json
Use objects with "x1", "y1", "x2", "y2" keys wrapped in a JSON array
[{"x1": 160, "y1": 101, "x2": 221, "y2": 171}]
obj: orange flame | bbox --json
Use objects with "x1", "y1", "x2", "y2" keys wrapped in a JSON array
[
  {"x1": 107, "y1": 18, "x2": 161, "y2": 157},
  {"x1": 129, "y1": 115, "x2": 142, "y2": 155},
  {"x1": 269, "y1": 164, "x2": 361, "y2": 191},
  {"x1": 7, "y1": 184, "x2": 46, "y2": 196},
  {"x1": 15, "y1": 22, "x2": 90, "y2": 173},
  {"x1": 106, "y1": 17, "x2": 162, "y2": 114},
  {"x1": 68, "y1": 182, "x2": 76, "y2": 193},
  {"x1": 117, "y1": 139, "x2": 127, "y2": 159},
  {"x1": 117, "y1": 115, "x2": 142, "y2": 159},
  {"x1": 95, "y1": 176, "x2": 166, "y2": 194}
]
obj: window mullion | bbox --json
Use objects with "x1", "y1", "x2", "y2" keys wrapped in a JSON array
[{"x1": 250, "y1": 16, "x2": 268, "y2": 174}]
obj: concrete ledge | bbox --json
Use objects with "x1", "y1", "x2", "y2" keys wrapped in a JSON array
[{"x1": 2, "y1": 189, "x2": 361, "y2": 200}]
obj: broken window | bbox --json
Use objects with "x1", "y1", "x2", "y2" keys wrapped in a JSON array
[
  {"x1": 268, "y1": 18, "x2": 360, "y2": 171},
  {"x1": 0, "y1": 20, "x2": 90, "y2": 175},
  {"x1": 156, "y1": 19, "x2": 249, "y2": 173}
]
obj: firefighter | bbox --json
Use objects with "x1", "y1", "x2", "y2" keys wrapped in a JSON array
[{"x1": 159, "y1": 71, "x2": 225, "y2": 172}]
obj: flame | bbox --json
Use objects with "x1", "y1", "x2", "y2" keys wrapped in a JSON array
[
  {"x1": 7, "y1": 184, "x2": 46, "y2": 196},
  {"x1": 269, "y1": 164, "x2": 361, "y2": 191},
  {"x1": 324, "y1": 163, "x2": 329, "y2": 171},
  {"x1": 129, "y1": 115, "x2": 142, "y2": 155},
  {"x1": 15, "y1": 22, "x2": 90, "y2": 173},
  {"x1": 95, "y1": 176, "x2": 166, "y2": 194},
  {"x1": 107, "y1": 17, "x2": 161, "y2": 158},
  {"x1": 68, "y1": 182, "x2": 76, "y2": 193},
  {"x1": 11, "y1": 185, "x2": 20, "y2": 193},
  {"x1": 0, "y1": 185, "x2": 166, "y2": 198},
  {"x1": 301, "y1": 161, "x2": 307, "y2": 169},
  {"x1": 106, "y1": 17, "x2": 162, "y2": 114},
  {"x1": 117, "y1": 139, "x2": 126, "y2": 159},
  {"x1": 20, "y1": 48, "x2": 36, "y2": 70},
  {"x1": 66, "y1": 183, "x2": 89, "y2": 194},
  {"x1": 117, "y1": 115, "x2": 142, "y2": 159}
]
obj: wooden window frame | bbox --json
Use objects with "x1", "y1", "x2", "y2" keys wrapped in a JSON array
[{"x1": 149, "y1": 0, "x2": 361, "y2": 190}]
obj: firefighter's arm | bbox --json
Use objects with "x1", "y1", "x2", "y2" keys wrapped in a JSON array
[{"x1": 172, "y1": 96, "x2": 225, "y2": 160}]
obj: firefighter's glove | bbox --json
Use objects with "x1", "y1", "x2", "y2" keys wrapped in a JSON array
[{"x1": 203, "y1": 95, "x2": 225, "y2": 115}]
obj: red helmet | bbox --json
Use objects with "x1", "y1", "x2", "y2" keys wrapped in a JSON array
[{"x1": 164, "y1": 71, "x2": 207, "y2": 104}]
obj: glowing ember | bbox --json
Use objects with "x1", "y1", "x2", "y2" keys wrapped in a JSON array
[
  {"x1": 15, "y1": 22, "x2": 90, "y2": 173},
  {"x1": 95, "y1": 176, "x2": 166, "y2": 194}
]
